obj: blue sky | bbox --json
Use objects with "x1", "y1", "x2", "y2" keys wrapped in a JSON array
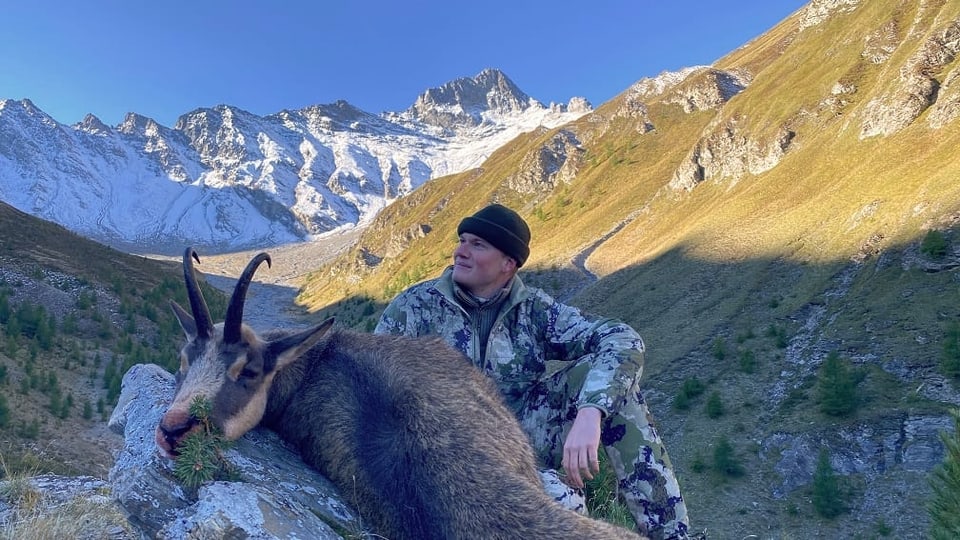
[{"x1": 1, "y1": 1, "x2": 809, "y2": 128}]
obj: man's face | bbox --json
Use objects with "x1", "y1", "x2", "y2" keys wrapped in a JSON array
[{"x1": 452, "y1": 232, "x2": 516, "y2": 297}]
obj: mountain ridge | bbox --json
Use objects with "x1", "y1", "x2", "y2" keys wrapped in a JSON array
[{"x1": 0, "y1": 68, "x2": 590, "y2": 255}]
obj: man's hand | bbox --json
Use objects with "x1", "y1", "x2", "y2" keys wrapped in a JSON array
[{"x1": 561, "y1": 406, "x2": 602, "y2": 489}]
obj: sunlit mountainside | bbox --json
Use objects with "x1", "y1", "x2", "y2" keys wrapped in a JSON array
[{"x1": 296, "y1": 1, "x2": 960, "y2": 536}]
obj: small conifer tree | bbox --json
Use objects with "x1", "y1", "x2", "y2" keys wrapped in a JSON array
[
  {"x1": 712, "y1": 436, "x2": 744, "y2": 478},
  {"x1": 817, "y1": 352, "x2": 858, "y2": 417},
  {"x1": 941, "y1": 321, "x2": 960, "y2": 379},
  {"x1": 921, "y1": 229, "x2": 949, "y2": 259},
  {"x1": 929, "y1": 408, "x2": 960, "y2": 539},
  {"x1": 0, "y1": 393, "x2": 10, "y2": 428},
  {"x1": 705, "y1": 391, "x2": 724, "y2": 419},
  {"x1": 738, "y1": 349, "x2": 757, "y2": 374},
  {"x1": 812, "y1": 448, "x2": 844, "y2": 518},
  {"x1": 172, "y1": 396, "x2": 237, "y2": 488}
]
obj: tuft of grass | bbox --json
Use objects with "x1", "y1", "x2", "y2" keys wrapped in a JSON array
[{"x1": 584, "y1": 449, "x2": 636, "y2": 530}]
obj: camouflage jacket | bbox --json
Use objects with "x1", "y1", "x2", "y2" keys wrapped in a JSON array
[{"x1": 374, "y1": 267, "x2": 645, "y2": 416}]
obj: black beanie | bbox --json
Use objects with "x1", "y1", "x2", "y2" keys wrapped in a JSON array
[{"x1": 457, "y1": 204, "x2": 531, "y2": 267}]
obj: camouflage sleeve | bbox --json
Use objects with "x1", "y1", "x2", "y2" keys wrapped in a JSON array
[
  {"x1": 539, "y1": 293, "x2": 645, "y2": 416},
  {"x1": 374, "y1": 294, "x2": 411, "y2": 336}
]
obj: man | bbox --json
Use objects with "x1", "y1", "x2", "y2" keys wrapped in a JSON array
[{"x1": 375, "y1": 203, "x2": 690, "y2": 539}]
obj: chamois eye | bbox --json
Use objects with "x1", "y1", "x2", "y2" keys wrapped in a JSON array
[{"x1": 239, "y1": 367, "x2": 259, "y2": 379}]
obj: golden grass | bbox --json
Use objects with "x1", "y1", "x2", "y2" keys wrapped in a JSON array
[
  {"x1": 0, "y1": 456, "x2": 132, "y2": 540},
  {"x1": 0, "y1": 492, "x2": 133, "y2": 540}
]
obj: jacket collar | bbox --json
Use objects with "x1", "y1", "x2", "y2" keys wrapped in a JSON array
[{"x1": 435, "y1": 266, "x2": 531, "y2": 310}]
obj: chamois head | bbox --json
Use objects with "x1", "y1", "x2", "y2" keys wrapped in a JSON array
[{"x1": 156, "y1": 247, "x2": 333, "y2": 458}]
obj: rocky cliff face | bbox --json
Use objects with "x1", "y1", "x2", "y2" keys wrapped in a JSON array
[
  {"x1": 506, "y1": 129, "x2": 585, "y2": 198},
  {"x1": 861, "y1": 14, "x2": 960, "y2": 138}
]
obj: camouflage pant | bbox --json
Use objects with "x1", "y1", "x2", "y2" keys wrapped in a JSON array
[{"x1": 513, "y1": 361, "x2": 690, "y2": 540}]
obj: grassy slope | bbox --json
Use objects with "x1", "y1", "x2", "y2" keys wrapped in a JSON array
[{"x1": 0, "y1": 202, "x2": 227, "y2": 478}]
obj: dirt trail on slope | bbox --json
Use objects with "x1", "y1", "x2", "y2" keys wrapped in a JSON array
[{"x1": 560, "y1": 215, "x2": 638, "y2": 302}]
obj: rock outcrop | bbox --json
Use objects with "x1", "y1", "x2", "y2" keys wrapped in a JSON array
[
  {"x1": 506, "y1": 130, "x2": 585, "y2": 197},
  {"x1": 860, "y1": 16, "x2": 960, "y2": 138},
  {"x1": 669, "y1": 117, "x2": 795, "y2": 191}
]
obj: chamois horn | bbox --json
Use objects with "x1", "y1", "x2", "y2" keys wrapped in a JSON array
[
  {"x1": 182, "y1": 247, "x2": 214, "y2": 340},
  {"x1": 223, "y1": 252, "x2": 271, "y2": 344}
]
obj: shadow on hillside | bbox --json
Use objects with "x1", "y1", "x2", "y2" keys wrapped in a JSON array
[{"x1": 310, "y1": 238, "x2": 959, "y2": 385}]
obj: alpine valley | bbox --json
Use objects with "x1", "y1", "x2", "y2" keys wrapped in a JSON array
[{"x1": 2, "y1": 0, "x2": 960, "y2": 539}]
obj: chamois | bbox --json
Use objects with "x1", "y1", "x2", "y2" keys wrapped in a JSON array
[{"x1": 157, "y1": 248, "x2": 644, "y2": 540}]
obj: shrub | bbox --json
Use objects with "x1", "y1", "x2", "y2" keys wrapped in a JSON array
[
  {"x1": 673, "y1": 377, "x2": 706, "y2": 410},
  {"x1": 767, "y1": 324, "x2": 789, "y2": 348},
  {"x1": 921, "y1": 229, "x2": 949, "y2": 259},
  {"x1": 941, "y1": 321, "x2": 960, "y2": 379},
  {"x1": 817, "y1": 352, "x2": 859, "y2": 417},
  {"x1": 929, "y1": 408, "x2": 960, "y2": 539},
  {"x1": 691, "y1": 451, "x2": 707, "y2": 473},
  {"x1": 711, "y1": 338, "x2": 728, "y2": 361},
  {"x1": 738, "y1": 349, "x2": 757, "y2": 374},
  {"x1": 812, "y1": 448, "x2": 845, "y2": 518},
  {"x1": 0, "y1": 393, "x2": 10, "y2": 428},
  {"x1": 712, "y1": 436, "x2": 744, "y2": 478},
  {"x1": 705, "y1": 391, "x2": 725, "y2": 419},
  {"x1": 735, "y1": 329, "x2": 755, "y2": 344}
]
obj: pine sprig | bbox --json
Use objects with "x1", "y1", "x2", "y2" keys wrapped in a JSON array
[{"x1": 172, "y1": 396, "x2": 238, "y2": 489}]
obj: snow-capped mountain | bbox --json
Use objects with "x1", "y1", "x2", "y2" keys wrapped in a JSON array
[{"x1": 0, "y1": 68, "x2": 590, "y2": 255}]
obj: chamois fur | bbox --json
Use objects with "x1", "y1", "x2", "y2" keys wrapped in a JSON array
[{"x1": 157, "y1": 248, "x2": 644, "y2": 540}]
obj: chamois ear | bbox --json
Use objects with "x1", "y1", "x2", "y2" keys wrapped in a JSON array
[
  {"x1": 267, "y1": 318, "x2": 335, "y2": 371},
  {"x1": 170, "y1": 300, "x2": 198, "y2": 339}
]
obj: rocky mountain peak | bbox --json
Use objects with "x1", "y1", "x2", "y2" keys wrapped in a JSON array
[
  {"x1": 294, "y1": 99, "x2": 389, "y2": 133},
  {"x1": 0, "y1": 98, "x2": 55, "y2": 128},
  {"x1": 406, "y1": 68, "x2": 534, "y2": 130},
  {"x1": 76, "y1": 113, "x2": 111, "y2": 135},
  {"x1": 117, "y1": 112, "x2": 162, "y2": 136}
]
